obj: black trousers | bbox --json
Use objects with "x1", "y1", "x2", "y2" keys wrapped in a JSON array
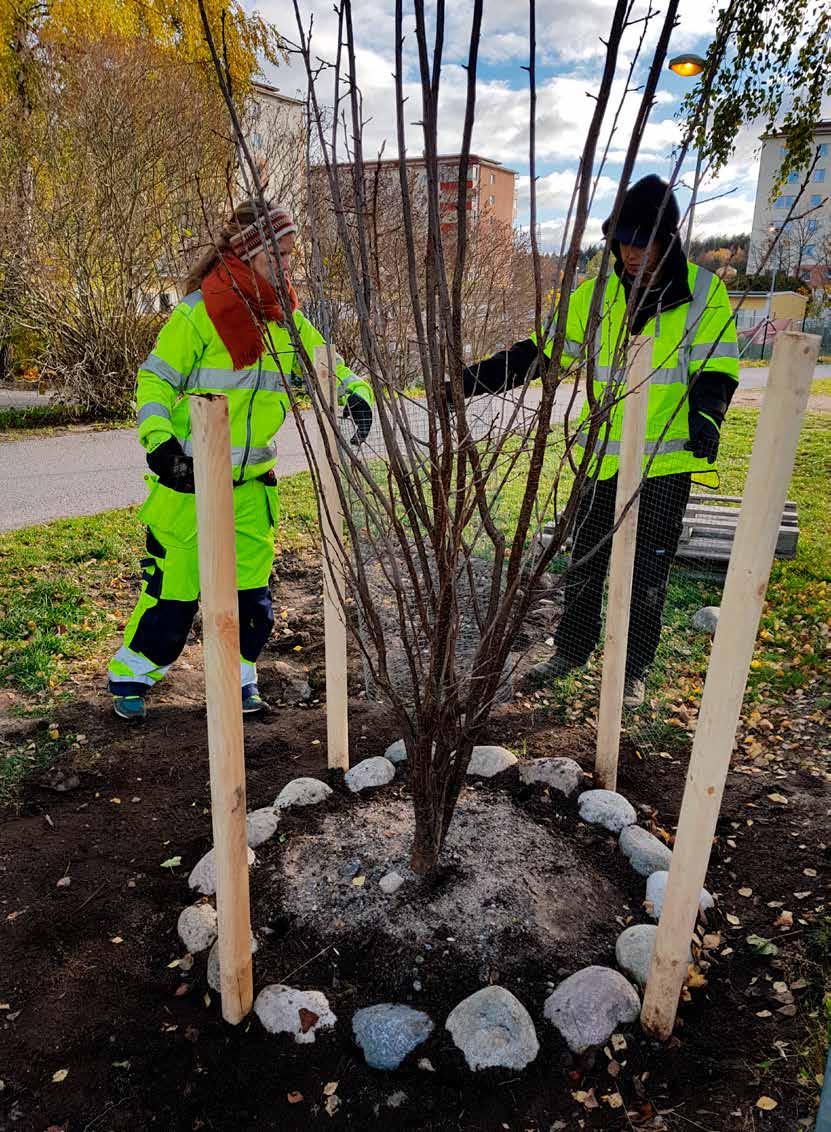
[{"x1": 553, "y1": 472, "x2": 692, "y2": 677}]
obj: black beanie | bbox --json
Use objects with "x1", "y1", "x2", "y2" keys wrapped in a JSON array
[{"x1": 602, "y1": 175, "x2": 681, "y2": 247}]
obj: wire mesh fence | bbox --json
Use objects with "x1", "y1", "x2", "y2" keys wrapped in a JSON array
[{"x1": 340, "y1": 384, "x2": 740, "y2": 757}]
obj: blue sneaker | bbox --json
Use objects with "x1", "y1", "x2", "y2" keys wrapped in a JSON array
[
  {"x1": 242, "y1": 685, "x2": 270, "y2": 716},
  {"x1": 113, "y1": 694, "x2": 146, "y2": 721}
]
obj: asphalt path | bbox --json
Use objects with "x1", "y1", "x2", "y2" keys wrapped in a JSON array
[{"x1": 1, "y1": 364, "x2": 827, "y2": 532}]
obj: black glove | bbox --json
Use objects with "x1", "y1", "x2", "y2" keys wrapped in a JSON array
[
  {"x1": 685, "y1": 371, "x2": 735, "y2": 465},
  {"x1": 343, "y1": 393, "x2": 372, "y2": 445},
  {"x1": 146, "y1": 437, "x2": 195, "y2": 493},
  {"x1": 685, "y1": 410, "x2": 721, "y2": 463}
]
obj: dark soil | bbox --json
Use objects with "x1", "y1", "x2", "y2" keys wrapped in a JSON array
[{"x1": 0, "y1": 561, "x2": 828, "y2": 1131}]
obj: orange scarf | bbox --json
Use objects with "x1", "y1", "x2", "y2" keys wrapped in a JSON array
[{"x1": 202, "y1": 253, "x2": 299, "y2": 369}]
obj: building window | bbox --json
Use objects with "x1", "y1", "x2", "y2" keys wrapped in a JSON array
[
  {"x1": 787, "y1": 171, "x2": 800, "y2": 184},
  {"x1": 814, "y1": 168, "x2": 826, "y2": 182},
  {"x1": 818, "y1": 143, "x2": 829, "y2": 157},
  {"x1": 811, "y1": 194, "x2": 823, "y2": 207},
  {"x1": 774, "y1": 195, "x2": 794, "y2": 209},
  {"x1": 488, "y1": 194, "x2": 495, "y2": 205},
  {"x1": 807, "y1": 218, "x2": 818, "y2": 234},
  {"x1": 804, "y1": 244, "x2": 816, "y2": 258},
  {"x1": 489, "y1": 173, "x2": 495, "y2": 184},
  {"x1": 252, "y1": 131, "x2": 263, "y2": 150}
]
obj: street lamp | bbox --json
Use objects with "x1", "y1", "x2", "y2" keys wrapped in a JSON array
[{"x1": 668, "y1": 53, "x2": 708, "y2": 255}]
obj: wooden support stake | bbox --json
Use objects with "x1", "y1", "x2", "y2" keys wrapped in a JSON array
[
  {"x1": 641, "y1": 331, "x2": 819, "y2": 1039},
  {"x1": 595, "y1": 335, "x2": 651, "y2": 791},
  {"x1": 190, "y1": 393, "x2": 253, "y2": 1026},
  {"x1": 314, "y1": 345, "x2": 349, "y2": 771}
]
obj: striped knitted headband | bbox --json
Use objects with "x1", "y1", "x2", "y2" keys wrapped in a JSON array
[{"x1": 229, "y1": 202, "x2": 297, "y2": 262}]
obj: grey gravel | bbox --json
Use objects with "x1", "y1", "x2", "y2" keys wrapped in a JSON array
[
  {"x1": 619, "y1": 825, "x2": 673, "y2": 877},
  {"x1": 446, "y1": 986, "x2": 539, "y2": 1070},
  {"x1": 379, "y1": 871, "x2": 405, "y2": 896},
  {"x1": 352, "y1": 1004, "x2": 433, "y2": 1069},
  {"x1": 543, "y1": 965, "x2": 640, "y2": 1053}
]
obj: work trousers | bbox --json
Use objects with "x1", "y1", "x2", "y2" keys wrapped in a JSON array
[
  {"x1": 553, "y1": 472, "x2": 692, "y2": 677},
  {"x1": 107, "y1": 476, "x2": 279, "y2": 696}
]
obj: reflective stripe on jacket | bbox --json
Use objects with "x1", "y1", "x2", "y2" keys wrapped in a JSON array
[
  {"x1": 135, "y1": 291, "x2": 374, "y2": 481},
  {"x1": 552, "y1": 263, "x2": 739, "y2": 482}
]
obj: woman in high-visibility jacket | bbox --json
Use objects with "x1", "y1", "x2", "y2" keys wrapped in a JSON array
[
  {"x1": 108, "y1": 199, "x2": 373, "y2": 720},
  {"x1": 456, "y1": 175, "x2": 739, "y2": 706}
]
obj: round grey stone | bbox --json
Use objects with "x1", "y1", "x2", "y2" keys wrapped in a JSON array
[
  {"x1": 352, "y1": 1003, "x2": 434, "y2": 1069},
  {"x1": 518, "y1": 757, "x2": 583, "y2": 798},
  {"x1": 646, "y1": 871, "x2": 714, "y2": 921},
  {"x1": 578, "y1": 789, "x2": 637, "y2": 833},
  {"x1": 254, "y1": 984, "x2": 337, "y2": 1043},
  {"x1": 206, "y1": 934, "x2": 258, "y2": 993},
  {"x1": 246, "y1": 807, "x2": 280, "y2": 848},
  {"x1": 384, "y1": 739, "x2": 408, "y2": 765},
  {"x1": 692, "y1": 606, "x2": 720, "y2": 634},
  {"x1": 543, "y1": 965, "x2": 640, "y2": 1053},
  {"x1": 379, "y1": 871, "x2": 405, "y2": 896},
  {"x1": 615, "y1": 923, "x2": 692, "y2": 987},
  {"x1": 619, "y1": 825, "x2": 673, "y2": 877},
  {"x1": 188, "y1": 845, "x2": 256, "y2": 896},
  {"x1": 344, "y1": 756, "x2": 396, "y2": 794},
  {"x1": 274, "y1": 777, "x2": 333, "y2": 810},
  {"x1": 446, "y1": 986, "x2": 539, "y2": 1071},
  {"x1": 466, "y1": 746, "x2": 518, "y2": 779},
  {"x1": 177, "y1": 903, "x2": 217, "y2": 954}
]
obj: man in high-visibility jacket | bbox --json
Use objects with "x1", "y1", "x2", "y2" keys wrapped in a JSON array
[
  {"x1": 456, "y1": 175, "x2": 739, "y2": 706},
  {"x1": 107, "y1": 199, "x2": 373, "y2": 720}
]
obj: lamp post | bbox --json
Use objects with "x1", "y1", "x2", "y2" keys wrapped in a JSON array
[
  {"x1": 762, "y1": 223, "x2": 782, "y2": 359},
  {"x1": 669, "y1": 53, "x2": 708, "y2": 256}
]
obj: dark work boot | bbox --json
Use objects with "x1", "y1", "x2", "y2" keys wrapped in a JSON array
[
  {"x1": 523, "y1": 653, "x2": 582, "y2": 689},
  {"x1": 623, "y1": 674, "x2": 646, "y2": 708}
]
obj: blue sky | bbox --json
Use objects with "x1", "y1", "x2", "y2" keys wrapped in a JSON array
[{"x1": 252, "y1": 0, "x2": 768, "y2": 249}]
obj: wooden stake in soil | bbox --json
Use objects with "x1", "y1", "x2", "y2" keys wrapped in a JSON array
[
  {"x1": 595, "y1": 335, "x2": 651, "y2": 791},
  {"x1": 314, "y1": 345, "x2": 349, "y2": 771},
  {"x1": 190, "y1": 393, "x2": 253, "y2": 1026},
  {"x1": 641, "y1": 331, "x2": 819, "y2": 1040}
]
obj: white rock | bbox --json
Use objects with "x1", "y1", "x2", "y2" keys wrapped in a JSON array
[
  {"x1": 466, "y1": 746, "x2": 518, "y2": 779},
  {"x1": 254, "y1": 984, "x2": 337, "y2": 1043},
  {"x1": 344, "y1": 756, "x2": 395, "y2": 794},
  {"x1": 646, "y1": 871, "x2": 714, "y2": 921},
  {"x1": 384, "y1": 739, "x2": 408, "y2": 765},
  {"x1": 692, "y1": 606, "x2": 720, "y2": 634},
  {"x1": 518, "y1": 757, "x2": 583, "y2": 797},
  {"x1": 207, "y1": 934, "x2": 258, "y2": 993},
  {"x1": 188, "y1": 845, "x2": 256, "y2": 896},
  {"x1": 543, "y1": 966, "x2": 640, "y2": 1053},
  {"x1": 615, "y1": 924, "x2": 692, "y2": 987},
  {"x1": 619, "y1": 825, "x2": 673, "y2": 877},
  {"x1": 379, "y1": 871, "x2": 405, "y2": 896},
  {"x1": 274, "y1": 777, "x2": 333, "y2": 810},
  {"x1": 446, "y1": 986, "x2": 539, "y2": 1071},
  {"x1": 177, "y1": 903, "x2": 218, "y2": 954},
  {"x1": 246, "y1": 807, "x2": 280, "y2": 848},
  {"x1": 578, "y1": 789, "x2": 637, "y2": 833}
]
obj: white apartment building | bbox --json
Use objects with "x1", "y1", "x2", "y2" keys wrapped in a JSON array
[{"x1": 747, "y1": 120, "x2": 831, "y2": 287}]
